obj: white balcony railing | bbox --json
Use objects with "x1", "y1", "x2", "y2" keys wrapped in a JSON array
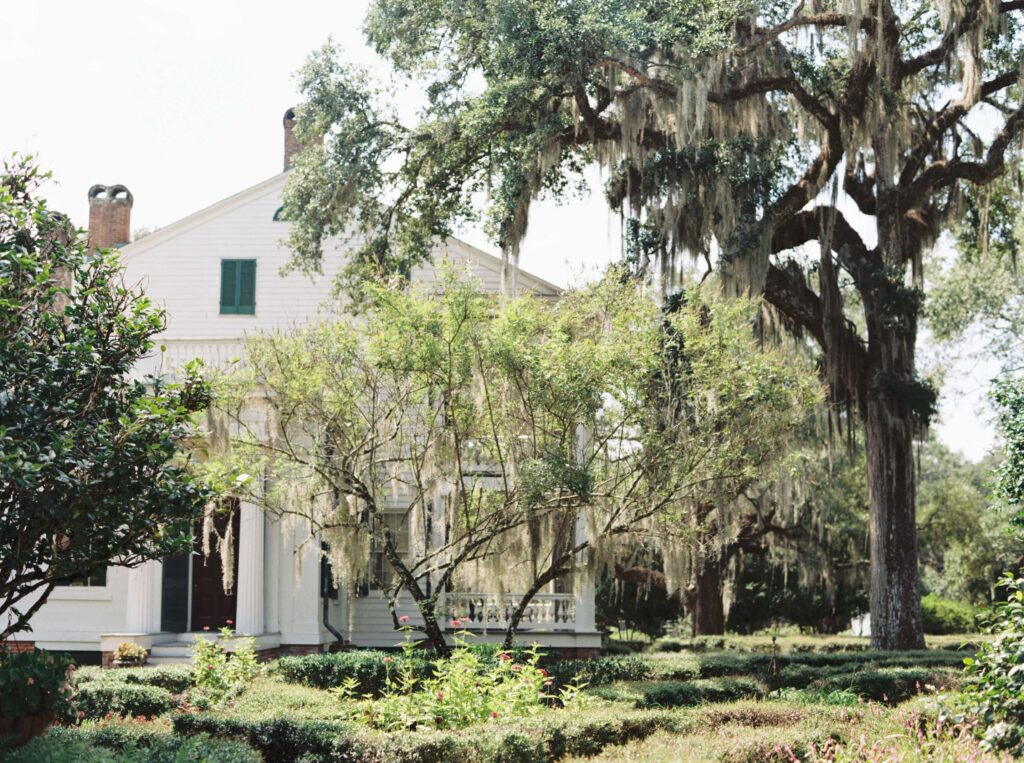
[{"x1": 444, "y1": 592, "x2": 576, "y2": 631}]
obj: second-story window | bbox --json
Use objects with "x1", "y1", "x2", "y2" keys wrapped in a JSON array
[{"x1": 220, "y1": 259, "x2": 257, "y2": 315}]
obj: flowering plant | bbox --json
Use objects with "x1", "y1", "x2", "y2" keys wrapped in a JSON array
[
  {"x1": 0, "y1": 648, "x2": 76, "y2": 721},
  {"x1": 112, "y1": 642, "x2": 148, "y2": 666},
  {"x1": 336, "y1": 618, "x2": 584, "y2": 730},
  {"x1": 191, "y1": 627, "x2": 260, "y2": 705}
]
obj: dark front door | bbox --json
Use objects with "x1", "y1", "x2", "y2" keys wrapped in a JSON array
[{"x1": 191, "y1": 503, "x2": 240, "y2": 631}]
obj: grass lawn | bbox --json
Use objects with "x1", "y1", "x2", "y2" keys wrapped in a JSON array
[{"x1": 0, "y1": 636, "x2": 1001, "y2": 762}]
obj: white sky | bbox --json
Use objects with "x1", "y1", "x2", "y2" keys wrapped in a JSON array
[{"x1": 0, "y1": 0, "x2": 997, "y2": 461}]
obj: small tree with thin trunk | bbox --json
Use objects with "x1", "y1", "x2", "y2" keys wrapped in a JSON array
[{"x1": 211, "y1": 271, "x2": 817, "y2": 653}]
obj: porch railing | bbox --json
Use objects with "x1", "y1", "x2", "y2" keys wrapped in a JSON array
[{"x1": 443, "y1": 592, "x2": 576, "y2": 631}]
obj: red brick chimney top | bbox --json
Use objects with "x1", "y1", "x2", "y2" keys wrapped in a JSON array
[{"x1": 87, "y1": 184, "x2": 133, "y2": 249}]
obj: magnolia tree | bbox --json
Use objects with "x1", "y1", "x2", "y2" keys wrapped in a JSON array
[
  {"x1": 211, "y1": 273, "x2": 817, "y2": 652},
  {"x1": 0, "y1": 158, "x2": 212, "y2": 640},
  {"x1": 282, "y1": 0, "x2": 1024, "y2": 649}
]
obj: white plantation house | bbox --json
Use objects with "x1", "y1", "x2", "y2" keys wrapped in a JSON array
[{"x1": 14, "y1": 111, "x2": 601, "y2": 666}]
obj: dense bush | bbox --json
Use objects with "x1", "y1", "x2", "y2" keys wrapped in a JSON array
[
  {"x1": 638, "y1": 678, "x2": 766, "y2": 708},
  {"x1": 921, "y1": 594, "x2": 980, "y2": 634},
  {"x1": 75, "y1": 665, "x2": 193, "y2": 694},
  {"x1": 274, "y1": 649, "x2": 650, "y2": 694},
  {"x1": 173, "y1": 708, "x2": 679, "y2": 763},
  {"x1": 274, "y1": 650, "x2": 433, "y2": 693},
  {"x1": 544, "y1": 656, "x2": 652, "y2": 688},
  {"x1": 4, "y1": 727, "x2": 261, "y2": 762},
  {"x1": 962, "y1": 575, "x2": 1024, "y2": 753},
  {"x1": 0, "y1": 648, "x2": 75, "y2": 721},
  {"x1": 192, "y1": 629, "x2": 261, "y2": 705},
  {"x1": 74, "y1": 684, "x2": 176, "y2": 720}
]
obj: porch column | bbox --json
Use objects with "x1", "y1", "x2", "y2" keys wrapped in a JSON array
[
  {"x1": 574, "y1": 510, "x2": 596, "y2": 631},
  {"x1": 235, "y1": 500, "x2": 265, "y2": 635},
  {"x1": 125, "y1": 560, "x2": 162, "y2": 633}
]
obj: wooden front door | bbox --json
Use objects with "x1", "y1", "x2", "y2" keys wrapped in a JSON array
[{"x1": 191, "y1": 503, "x2": 239, "y2": 631}]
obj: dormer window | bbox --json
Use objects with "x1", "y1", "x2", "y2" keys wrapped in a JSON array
[{"x1": 220, "y1": 259, "x2": 257, "y2": 315}]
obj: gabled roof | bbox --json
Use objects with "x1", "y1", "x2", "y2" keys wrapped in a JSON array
[{"x1": 119, "y1": 172, "x2": 562, "y2": 295}]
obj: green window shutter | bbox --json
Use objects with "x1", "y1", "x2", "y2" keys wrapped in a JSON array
[
  {"x1": 220, "y1": 259, "x2": 257, "y2": 315},
  {"x1": 238, "y1": 260, "x2": 256, "y2": 314},
  {"x1": 220, "y1": 260, "x2": 237, "y2": 314}
]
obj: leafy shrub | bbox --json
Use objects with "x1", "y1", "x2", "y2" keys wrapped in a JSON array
[
  {"x1": 638, "y1": 677, "x2": 766, "y2": 708},
  {"x1": 545, "y1": 656, "x2": 652, "y2": 688},
  {"x1": 173, "y1": 708, "x2": 679, "y2": 763},
  {"x1": 811, "y1": 667, "x2": 953, "y2": 702},
  {"x1": 6, "y1": 726, "x2": 261, "y2": 762},
  {"x1": 74, "y1": 684, "x2": 176, "y2": 719},
  {"x1": 192, "y1": 628, "x2": 261, "y2": 704},
  {"x1": 921, "y1": 594, "x2": 980, "y2": 634},
  {"x1": 75, "y1": 665, "x2": 193, "y2": 694},
  {"x1": 0, "y1": 648, "x2": 75, "y2": 721},
  {"x1": 962, "y1": 575, "x2": 1024, "y2": 754},
  {"x1": 338, "y1": 627, "x2": 583, "y2": 731},
  {"x1": 274, "y1": 650, "x2": 433, "y2": 693}
]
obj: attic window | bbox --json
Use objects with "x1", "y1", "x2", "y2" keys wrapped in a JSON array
[{"x1": 220, "y1": 259, "x2": 256, "y2": 315}]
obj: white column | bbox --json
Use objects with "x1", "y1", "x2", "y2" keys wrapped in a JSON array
[
  {"x1": 264, "y1": 512, "x2": 281, "y2": 634},
  {"x1": 573, "y1": 511, "x2": 596, "y2": 631},
  {"x1": 125, "y1": 560, "x2": 162, "y2": 633},
  {"x1": 235, "y1": 501, "x2": 265, "y2": 636}
]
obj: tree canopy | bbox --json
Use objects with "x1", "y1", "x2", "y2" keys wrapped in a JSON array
[
  {"x1": 283, "y1": 0, "x2": 1024, "y2": 648},
  {"x1": 210, "y1": 271, "x2": 818, "y2": 652},
  {"x1": 0, "y1": 158, "x2": 213, "y2": 640}
]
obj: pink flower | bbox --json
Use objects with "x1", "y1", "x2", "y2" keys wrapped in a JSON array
[
  {"x1": 399, "y1": 615, "x2": 410, "y2": 623},
  {"x1": 25, "y1": 677, "x2": 34, "y2": 685},
  {"x1": 511, "y1": 664, "x2": 522, "y2": 672},
  {"x1": 539, "y1": 668, "x2": 548, "y2": 677},
  {"x1": 491, "y1": 711, "x2": 499, "y2": 718},
  {"x1": 451, "y1": 620, "x2": 462, "y2": 628},
  {"x1": 436, "y1": 691, "x2": 444, "y2": 701},
  {"x1": 499, "y1": 653, "x2": 511, "y2": 661},
  {"x1": 383, "y1": 656, "x2": 393, "y2": 663},
  {"x1": 226, "y1": 619, "x2": 233, "y2": 625},
  {"x1": 202, "y1": 626, "x2": 210, "y2": 631}
]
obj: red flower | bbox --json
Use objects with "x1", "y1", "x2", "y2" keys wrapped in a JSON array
[
  {"x1": 383, "y1": 656, "x2": 393, "y2": 663},
  {"x1": 25, "y1": 677, "x2": 34, "y2": 685},
  {"x1": 436, "y1": 691, "x2": 444, "y2": 701},
  {"x1": 226, "y1": 619, "x2": 233, "y2": 625},
  {"x1": 451, "y1": 620, "x2": 462, "y2": 628},
  {"x1": 539, "y1": 668, "x2": 548, "y2": 676},
  {"x1": 491, "y1": 711, "x2": 499, "y2": 718},
  {"x1": 511, "y1": 664, "x2": 522, "y2": 672},
  {"x1": 499, "y1": 653, "x2": 511, "y2": 661}
]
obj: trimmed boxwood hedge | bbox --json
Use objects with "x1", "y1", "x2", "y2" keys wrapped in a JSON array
[
  {"x1": 273, "y1": 650, "x2": 652, "y2": 694},
  {"x1": 5, "y1": 727, "x2": 261, "y2": 762},
  {"x1": 75, "y1": 665, "x2": 194, "y2": 694},
  {"x1": 172, "y1": 708, "x2": 682, "y2": 763},
  {"x1": 75, "y1": 683, "x2": 177, "y2": 719}
]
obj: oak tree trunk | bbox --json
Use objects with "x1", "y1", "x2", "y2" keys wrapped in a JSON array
[
  {"x1": 864, "y1": 385, "x2": 925, "y2": 650},
  {"x1": 689, "y1": 553, "x2": 725, "y2": 636}
]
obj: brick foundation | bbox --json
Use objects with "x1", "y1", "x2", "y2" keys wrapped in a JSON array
[{"x1": 1, "y1": 640, "x2": 36, "y2": 653}]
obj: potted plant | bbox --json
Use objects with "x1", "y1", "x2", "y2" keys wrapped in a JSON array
[
  {"x1": 0, "y1": 648, "x2": 75, "y2": 747},
  {"x1": 111, "y1": 641, "x2": 148, "y2": 668}
]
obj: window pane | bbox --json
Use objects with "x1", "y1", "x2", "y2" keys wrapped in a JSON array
[{"x1": 220, "y1": 260, "x2": 237, "y2": 313}]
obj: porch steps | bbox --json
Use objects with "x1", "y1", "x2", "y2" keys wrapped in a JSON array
[{"x1": 147, "y1": 642, "x2": 193, "y2": 666}]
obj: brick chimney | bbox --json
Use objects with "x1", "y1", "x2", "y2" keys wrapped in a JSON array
[
  {"x1": 87, "y1": 185, "x2": 133, "y2": 249},
  {"x1": 283, "y1": 108, "x2": 300, "y2": 171},
  {"x1": 283, "y1": 107, "x2": 322, "y2": 171}
]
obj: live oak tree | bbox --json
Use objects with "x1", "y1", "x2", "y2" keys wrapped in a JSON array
[
  {"x1": 211, "y1": 273, "x2": 817, "y2": 653},
  {"x1": 283, "y1": 0, "x2": 1024, "y2": 649},
  {"x1": 0, "y1": 158, "x2": 212, "y2": 640}
]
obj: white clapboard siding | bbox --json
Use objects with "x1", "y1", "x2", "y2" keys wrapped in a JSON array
[{"x1": 348, "y1": 594, "x2": 424, "y2": 648}]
